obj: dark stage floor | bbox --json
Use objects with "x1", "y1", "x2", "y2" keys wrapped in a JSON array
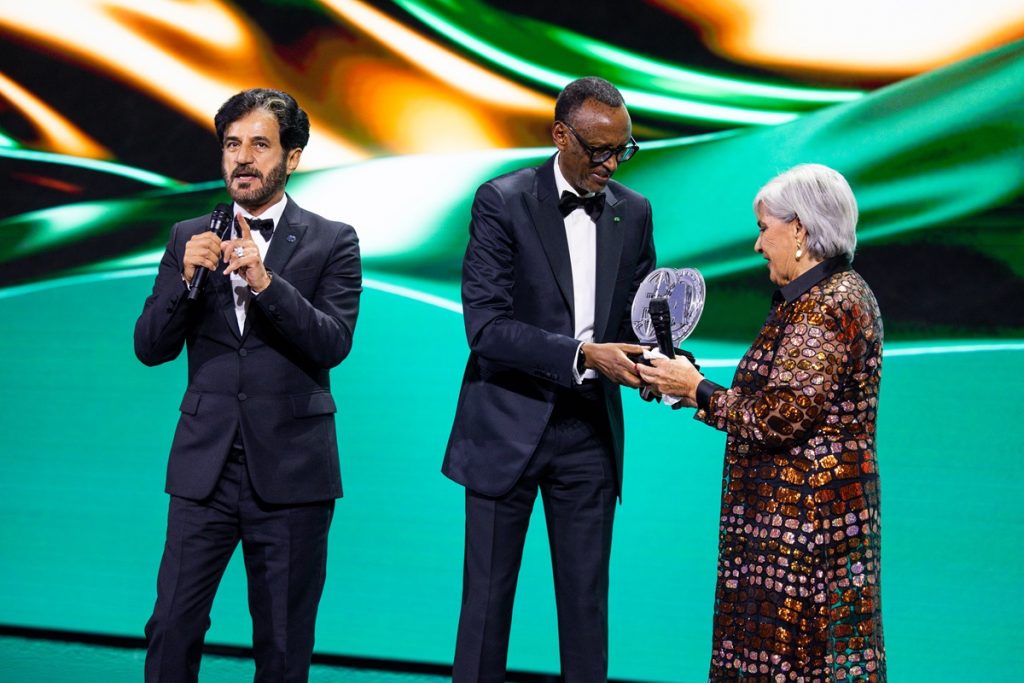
[{"x1": 0, "y1": 634, "x2": 452, "y2": 683}]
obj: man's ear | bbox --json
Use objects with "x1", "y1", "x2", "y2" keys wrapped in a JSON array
[
  {"x1": 551, "y1": 121, "x2": 569, "y2": 153},
  {"x1": 285, "y1": 147, "x2": 302, "y2": 175}
]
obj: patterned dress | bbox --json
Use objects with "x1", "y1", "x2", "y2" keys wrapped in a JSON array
[{"x1": 695, "y1": 258, "x2": 885, "y2": 682}]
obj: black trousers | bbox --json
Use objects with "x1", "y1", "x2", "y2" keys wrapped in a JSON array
[
  {"x1": 453, "y1": 383, "x2": 618, "y2": 683},
  {"x1": 144, "y1": 451, "x2": 334, "y2": 683}
]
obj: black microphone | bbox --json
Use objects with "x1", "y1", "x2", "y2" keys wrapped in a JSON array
[
  {"x1": 648, "y1": 296, "x2": 676, "y2": 359},
  {"x1": 186, "y1": 203, "x2": 233, "y2": 301}
]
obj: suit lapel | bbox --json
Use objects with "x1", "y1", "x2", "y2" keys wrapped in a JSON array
[
  {"x1": 264, "y1": 196, "x2": 307, "y2": 275},
  {"x1": 525, "y1": 157, "x2": 575, "y2": 319},
  {"x1": 594, "y1": 185, "x2": 626, "y2": 342}
]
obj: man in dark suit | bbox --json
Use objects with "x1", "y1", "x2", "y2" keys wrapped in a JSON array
[
  {"x1": 443, "y1": 77, "x2": 656, "y2": 682},
  {"x1": 134, "y1": 88, "x2": 361, "y2": 682}
]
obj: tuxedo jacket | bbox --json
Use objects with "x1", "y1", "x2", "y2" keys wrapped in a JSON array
[
  {"x1": 443, "y1": 156, "x2": 656, "y2": 497},
  {"x1": 134, "y1": 196, "x2": 361, "y2": 505}
]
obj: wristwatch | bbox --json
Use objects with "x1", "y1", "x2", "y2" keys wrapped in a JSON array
[{"x1": 251, "y1": 269, "x2": 273, "y2": 295}]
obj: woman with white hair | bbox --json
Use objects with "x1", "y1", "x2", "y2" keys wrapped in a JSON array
[{"x1": 639, "y1": 164, "x2": 886, "y2": 681}]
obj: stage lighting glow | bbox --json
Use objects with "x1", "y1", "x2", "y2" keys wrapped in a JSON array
[
  {"x1": 0, "y1": 0, "x2": 363, "y2": 167},
  {"x1": 0, "y1": 72, "x2": 110, "y2": 158},
  {"x1": 395, "y1": 0, "x2": 855, "y2": 125},
  {"x1": 5, "y1": 202, "x2": 121, "y2": 258},
  {"x1": 617, "y1": 88, "x2": 797, "y2": 125},
  {"x1": 391, "y1": 1, "x2": 580, "y2": 101},
  {"x1": 334, "y1": 62, "x2": 524, "y2": 151},
  {"x1": 290, "y1": 149, "x2": 540, "y2": 257},
  {"x1": 651, "y1": 0, "x2": 1024, "y2": 77},
  {"x1": 364, "y1": 277, "x2": 463, "y2": 314},
  {"x1": 320, "y1": 0, "x2": 550, "y2": 113},
  {"x1": 0, "y1": 148, "x2": 179, "y2": 188},
  {"x1": 572, "y1": 38, "x2": 861, "y2": 105}
]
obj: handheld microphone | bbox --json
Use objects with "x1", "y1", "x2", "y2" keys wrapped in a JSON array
[
  {"x1": 186, "y1": 203, "x2": 233, "y2": 301},
  {"x1": 648, "y1": 296, "x2": 676, "y2": 359}
]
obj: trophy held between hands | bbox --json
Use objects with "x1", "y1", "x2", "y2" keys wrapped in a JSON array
[{"x1": 630, "y1": 267, "x2": 705, "y2": 368}]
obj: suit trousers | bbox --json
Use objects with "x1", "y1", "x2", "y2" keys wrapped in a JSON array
[
  {"x1": 453, "y1": 382, "x2": 617, "y2": 683},
  {"x1": 145, "y1": 451, "x2": 334, "y2": 683}
]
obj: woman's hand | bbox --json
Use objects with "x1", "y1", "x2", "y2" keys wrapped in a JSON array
[{"x1": 636, "y1": 355, "x2": 703, "y2": 407}]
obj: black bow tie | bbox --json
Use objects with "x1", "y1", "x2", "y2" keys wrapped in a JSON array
[
  {"x1": 246, "y1": 217, "x2": 275, "y2": 241},
  {"x1": 558, "y1": 190, "x2": 605, "y2": 221}
]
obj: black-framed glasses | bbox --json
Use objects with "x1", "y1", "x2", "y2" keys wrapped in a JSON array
[{"x1": 559, "y1": 121, "x2": 639, "y2": 164}]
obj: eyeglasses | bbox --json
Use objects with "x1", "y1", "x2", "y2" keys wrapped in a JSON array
[{"x1": 559, "y1": 121, "x2": 639, "y2": 165}]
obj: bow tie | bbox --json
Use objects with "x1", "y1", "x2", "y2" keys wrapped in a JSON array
[
  {"x1": 245, "y1": 217, "x2": 275, "y2": 241},
  {"x1": 558, "y1": 190, "x2": 605, "y2": 221}
]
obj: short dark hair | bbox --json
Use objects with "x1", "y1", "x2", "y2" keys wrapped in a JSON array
[
  {"x1": 554, "y1": 77, "x2": 625, "y2": 125},
  {"x1": 214, "y1": 88, "x2": 310, "y2": 151}
]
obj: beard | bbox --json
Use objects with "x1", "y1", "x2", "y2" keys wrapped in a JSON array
[{"x1": 224, "y1": 155, "x2": 288, "y2": 211}]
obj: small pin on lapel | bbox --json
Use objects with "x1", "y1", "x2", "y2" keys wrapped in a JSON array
[
  {"x1": 286, "y1": 234, "x2": 297, "y2": 242},
  {"x1": 613, "y1": 216, "x2": 621, "y2": 223}
]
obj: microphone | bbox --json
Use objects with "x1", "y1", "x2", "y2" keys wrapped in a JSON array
[
  {"x1": 186, "y1": 203, "x2": 233, "y2": 301},
  {"x1": 648, "y1": 297, "x2": 676, "y2": 359}
]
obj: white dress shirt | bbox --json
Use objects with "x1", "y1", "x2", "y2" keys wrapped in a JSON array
[
  {"x1": 552, "y1": 155, "x2": 599, "y2": 382},
  {"x1": 230, "y1": 195, "x2": 287, "y2": 333}
]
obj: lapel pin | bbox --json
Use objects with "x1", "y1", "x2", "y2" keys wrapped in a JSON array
[
  {"x1": 286, "y1": 234, "x2": 297, "y2": 242},
  {"x1": 613, "y1": 216, "x2": 621, "y2": 223}
]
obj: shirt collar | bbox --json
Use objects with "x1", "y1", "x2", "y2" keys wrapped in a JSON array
[
  {"x1": 775, "y1": 254, "x2": 852, "y2": 304},
  {"x1": 233, "y1": 194, "x2": 288, "y2": 229},
  {"x1": 553, "y1": 152, "x2": 600, "y2": 198}
]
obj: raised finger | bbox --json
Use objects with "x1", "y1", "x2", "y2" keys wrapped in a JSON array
[{"x1": 236, "y1": 213, "x2": 253, "y2": 242}]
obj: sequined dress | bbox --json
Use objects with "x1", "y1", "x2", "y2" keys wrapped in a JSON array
[{"x1": 695, "y1": 259, "x2": 885, "y2": 682}]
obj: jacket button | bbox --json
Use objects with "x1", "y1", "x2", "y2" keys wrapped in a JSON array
[
  {"x1": 238, "y1": 392, "x2": 247, "y2": 401},
  {"x1": 239, "y1": 348, "x2": 248, "y2": 357}
]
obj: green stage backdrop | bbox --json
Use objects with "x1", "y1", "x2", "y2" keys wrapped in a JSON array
[{"x1": 0, "y1": 2, "x2": 1022, "y2": 681}]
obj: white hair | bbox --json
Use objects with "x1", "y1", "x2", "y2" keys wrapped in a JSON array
[{"x1": 753, "y1": 164, "x2": 858, "y2": 261}]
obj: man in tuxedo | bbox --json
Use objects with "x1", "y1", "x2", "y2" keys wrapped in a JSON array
[
  {"x1": 134, "y1": 88, "x2": 361, "y2": 682},
  {"x1": 443, "y1": 77, "x2": 656, "y2": 682}
]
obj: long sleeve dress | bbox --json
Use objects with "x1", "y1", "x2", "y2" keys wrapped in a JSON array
[{"x1": 695, "y1": 256, "x2": 886, "y2": 682}]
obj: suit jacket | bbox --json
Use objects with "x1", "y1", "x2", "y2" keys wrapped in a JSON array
[
  {"x1": 443, "y1": 156, "x2": 655, "y2": 497},
  {"x1": 134, "y1": 196, "x2": 361, "y2": 504}
]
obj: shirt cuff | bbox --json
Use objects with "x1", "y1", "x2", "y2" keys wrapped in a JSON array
[
  {"x1": 572, "y1": 342, "x2": 586, "y2": 384},
  {"x1": 250, "y1": 269, "x2": 273, "y2": 296},
  {"x1": 696, "y1": 379, "x2": 724, "y2": 411}
]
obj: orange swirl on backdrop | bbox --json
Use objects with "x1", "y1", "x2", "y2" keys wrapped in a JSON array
[
  {"x1": 319, "y1": 0, "x2": 553, "y2": 152},
  {"x1": 0, "y1": 0, "x2": 362, "y2": 167},
  {"x1": 0, "y1": 71, "x2": 110, "y2": 158},
  {"x1": 0, "y1": 0, "x2": 556, "y2": 168},
  {"x1": 649, "y1": 0, "x2": 1024, "y2": 79}
]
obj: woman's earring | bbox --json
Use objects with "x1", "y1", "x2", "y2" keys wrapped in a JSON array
[{"x1": 795, "y1": 243, "x2": 803, "y2": 259}]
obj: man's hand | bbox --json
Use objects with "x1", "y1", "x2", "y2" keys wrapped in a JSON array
[
  {"x1": 581, "y1": 342, "x2": 645, "y2": 388},
  {"x1": 222, "y1": 215, "x2": 272, "y2": 292},
  {"x1": 182, "y1": 231, "x2": 224, "y2": 285}
]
